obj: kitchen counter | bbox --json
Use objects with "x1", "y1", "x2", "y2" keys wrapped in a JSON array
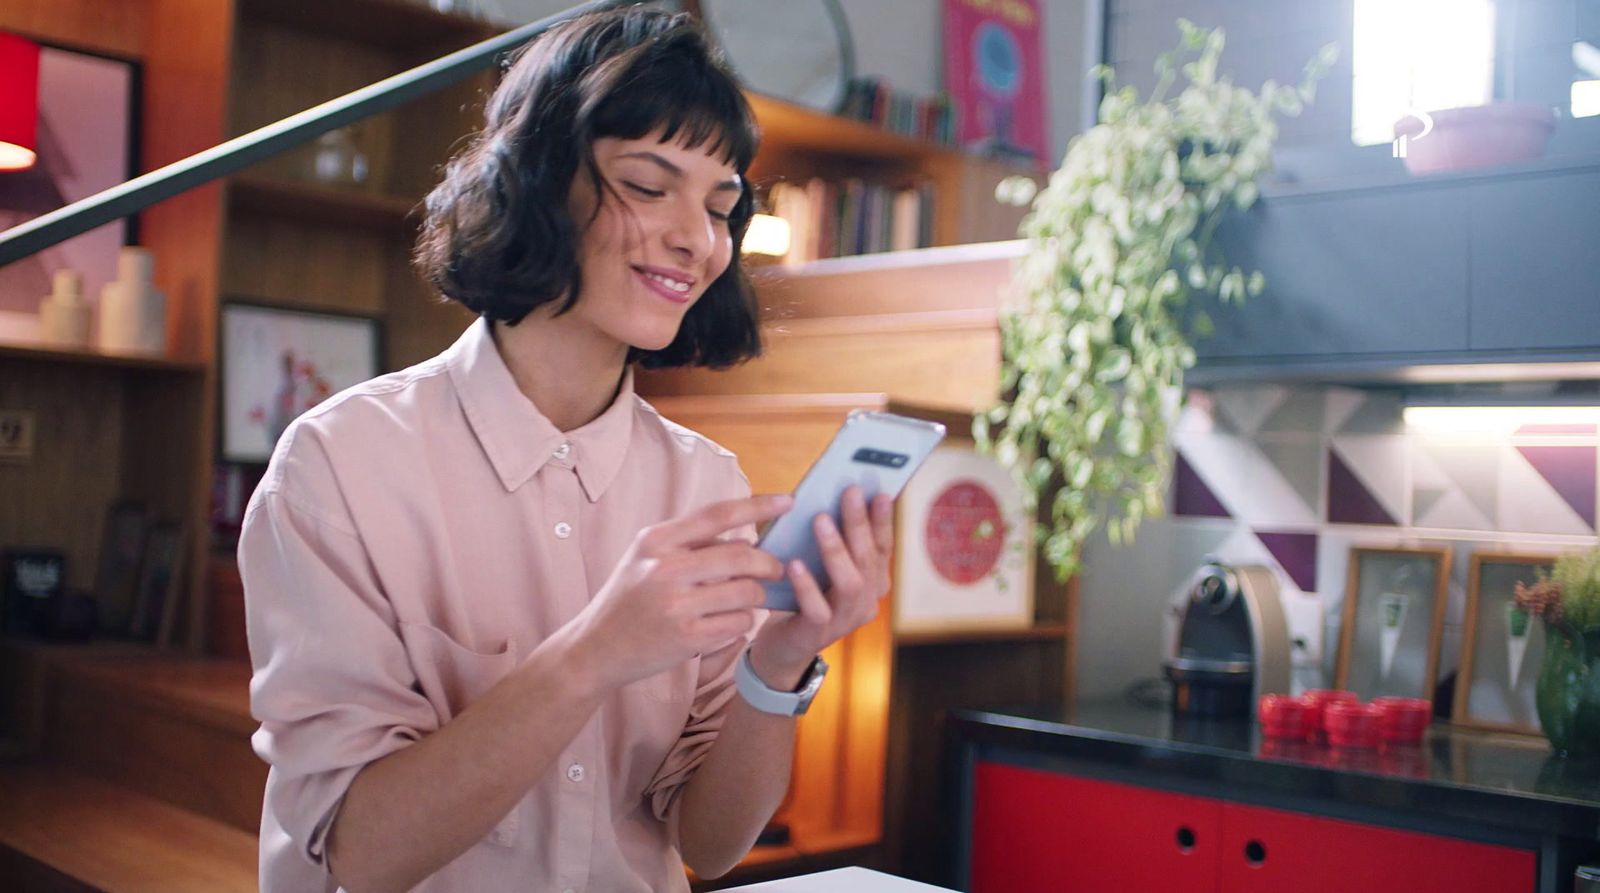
[{"x1": 948, "y1": 700, "x2": 1600, "y2": 892}]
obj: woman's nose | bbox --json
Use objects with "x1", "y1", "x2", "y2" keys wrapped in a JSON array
[{"x1": 662, "y1": 198, "x2": 714, "y2": 264}]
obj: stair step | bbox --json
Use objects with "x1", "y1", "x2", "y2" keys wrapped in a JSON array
[
  {"x1": 0, "y1": 761, "x2": 257, "y2": 893},
  {"x1": 2, "y1": 640, "x2": 265, "y2": 833}
]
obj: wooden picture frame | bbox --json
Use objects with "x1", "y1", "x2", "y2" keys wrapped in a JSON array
[
  {"x1": 128, "y1": 521, "x2": 186, "y2": 646},
  {"x1": 93, "y1": 500, "x2": 149, "y2": 635},
  {"x1": 1335, "y1": 545, "x2": 1452, "y2": 703},
  {"x1": 1453, "y1": 552, "x2": 1555, "y2": 735}
]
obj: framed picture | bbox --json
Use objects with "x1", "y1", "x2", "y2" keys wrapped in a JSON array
[
  {"x1": 129, "y1": 521, "x2": 186, "y2": 646},
  {"x1": 1453, "y1": 552, "x2": 1555, "y2": 734},
  {"x1": 220, "y1": 300, "x2": 381, "y2": 462},
  {"x1": 1335, "y1": 545, "x2": 1452, "y2": 703},
  {"x1": 2, "y1": 549, "x2": 66, "y2": 637},
  {"x1": 94, "y1": 500, "x2": 149, "y2": 635},
  {"x1": 892, "y1": 442, "x2": 1035, "y2": 636},
  {"x1": 0, "y1": 42, "x2": 136, "y2": 322}
]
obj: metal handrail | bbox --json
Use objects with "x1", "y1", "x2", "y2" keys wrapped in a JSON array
[{"x1": 0, "y1": 0, "x2": 622, "y2": 267}]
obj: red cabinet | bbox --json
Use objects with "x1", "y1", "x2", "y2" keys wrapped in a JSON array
[
  {"x1": 1217, "y1": 801, "x2": 1535, "y2": 893},
  {"x1": 969, "y1": 761, "x2": 1537, "y2": 893},
  {"x1": 970, "y1": 762, "x2": 1221, "y2": 893}
]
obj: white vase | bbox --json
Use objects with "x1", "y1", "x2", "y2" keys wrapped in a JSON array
[
  {"x1": 98, "y1": 246, "x2": 166, "y2": 354},
  {"x1": 39, "y1": 268, "x2": 91, "y2": 347}
]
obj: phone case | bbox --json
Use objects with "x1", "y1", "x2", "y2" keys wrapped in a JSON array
[{"x1": 758, "y1": 410, "x2": 946, "y2": 611}]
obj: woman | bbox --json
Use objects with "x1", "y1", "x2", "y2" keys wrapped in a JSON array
[{"x1": 240, "y1": 8, "x2": 892, "y2": 892}]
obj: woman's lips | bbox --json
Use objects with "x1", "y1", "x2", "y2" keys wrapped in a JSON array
[{"x1": 634, "y1": 266, "x2": 694, "y2": 305}]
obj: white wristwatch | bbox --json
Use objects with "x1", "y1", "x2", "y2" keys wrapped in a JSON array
[{"x1": 735, "y1": 647, "x2": 828, "y2": 716}]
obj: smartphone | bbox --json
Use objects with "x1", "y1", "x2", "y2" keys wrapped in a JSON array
[{"x1": 757, "y1": 410, "x2": 946, "y2": 611}]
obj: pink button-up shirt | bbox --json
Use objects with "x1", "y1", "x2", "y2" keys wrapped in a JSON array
[{"x1": 240, "y1": 318, "x2": 756, "y2": 893}]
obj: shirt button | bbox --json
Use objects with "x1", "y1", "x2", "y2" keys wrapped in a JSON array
[
  {"x1": 566, "y1": 763, "x2": 585, "y2": 783},
  {"x1": 562, "y1": 888, "x2": 576, "y2": 893},
  {"x1": 553, "y1": 442, "x2": 571, "y2": 460},
  {"x1": 553, "y1": 522, "x2": 572, "y2": 539}
]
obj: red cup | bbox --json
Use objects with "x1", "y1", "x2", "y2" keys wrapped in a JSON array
[
  {"x1": 1324, "y1": 701, "x2": 1383, "y2": 749},
  {"x1": 1372, "y1": 696, "x2": 1431, "y2": 744},
  {"x1": 1258, "y1": 694, "x2": 1309, "y2": 739},
  {"x1": 1300, "y1": 689, "x2": 1359, "y2": 739}
]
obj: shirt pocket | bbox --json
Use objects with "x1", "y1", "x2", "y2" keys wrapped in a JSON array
[
  {"x1": 635, "y1": 658, "x2": 698, "y2": 704},
  {"x1": 397, "y1": 621, "x2": 521, "y2": 846}
]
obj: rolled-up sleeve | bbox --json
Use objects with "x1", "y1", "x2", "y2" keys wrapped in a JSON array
[
  {"x1": 240, "y1": 459, "x2": 435, "y2": 873},
  {"x1": 643, "y1": 468, "x2": 765, "y2": 828}
]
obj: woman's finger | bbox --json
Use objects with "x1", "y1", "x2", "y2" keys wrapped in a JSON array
[
  {"x1": 814, "y1": 512, "x2": 865, "y2": 597},
  {"x1": 839, "y1": 486, "x2": 878, "y2": 569},
  {"x1": 691, "y1": 578, "x2": 768, "y2": 615},
  {"x1": 869, "y1": 492, "x2": 895, "y2": 556},
  {"x1": 789, "y1": 560, "x2": 832, "y2": 627}
]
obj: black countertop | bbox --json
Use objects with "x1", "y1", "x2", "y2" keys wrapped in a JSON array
[{"x1": 950, "y1": 700, "x2": 1600, "y2": 843}]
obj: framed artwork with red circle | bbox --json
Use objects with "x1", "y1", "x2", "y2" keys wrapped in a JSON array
[{"x1": 893, "y1": 444, "x2": 1033, "y2": 634}]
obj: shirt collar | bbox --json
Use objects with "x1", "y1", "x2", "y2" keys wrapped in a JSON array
[{"x1": 445, "y1": 318, "x2": 636, "y2": 501}]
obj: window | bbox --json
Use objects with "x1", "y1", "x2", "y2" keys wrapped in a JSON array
[
  {"x1": 1574, "y1": 40, "x2": 1600, "y2": 118},
  {"x1": 1351, "y1": 0, "x2": 1497, "y2": 146}
]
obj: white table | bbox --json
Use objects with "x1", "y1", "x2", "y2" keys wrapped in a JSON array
[{"x1": 719, "y1": 866, "x2": 955, "y2": 892}]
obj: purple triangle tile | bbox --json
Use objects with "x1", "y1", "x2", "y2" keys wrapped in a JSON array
[
  {"x1": 1255, "y1": 530, "x2": 1318, "y2": 593},
  {"x1": 1174, "y1": 451, "x2": 1230, "y2": 518},
  {"x1": 1515, "y1": 445, "x2": 1597, "y2": 528},
  {"x1": 1327, "y1": 449, "x2": 1399, "y2": 526}
]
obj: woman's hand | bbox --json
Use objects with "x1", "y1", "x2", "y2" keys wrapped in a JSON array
[
  {"x1": 748, "y1": 486, "x2": 894, "y2": 690},
  {"x1": 566, "y1": 494, "x2": 792, "y2": 693}
]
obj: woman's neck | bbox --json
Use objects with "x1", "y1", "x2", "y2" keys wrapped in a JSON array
[{"x1": 490, "y1": 313, "x2": 629, "y2": 433}]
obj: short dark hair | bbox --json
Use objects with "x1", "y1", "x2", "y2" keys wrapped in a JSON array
[{"x1": 414, "y1": 5, "x2": 762, "y2": 370}]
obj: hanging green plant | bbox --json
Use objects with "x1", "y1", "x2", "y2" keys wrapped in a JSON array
[{"x1": 976, "y1": 21, "x2": 1337, "y2": 580}]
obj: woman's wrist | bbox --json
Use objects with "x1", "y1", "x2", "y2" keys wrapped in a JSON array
[
  {"x1": 539, "y1": 620, "x2": 617, "y2": 700},
  {"x1": 746, "y1": 637, "x2": 813, "y2": 692}
]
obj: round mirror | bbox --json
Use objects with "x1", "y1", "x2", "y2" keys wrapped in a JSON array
[{"x1": 699, "y1": 0, "x2": 854, "y2": 114}]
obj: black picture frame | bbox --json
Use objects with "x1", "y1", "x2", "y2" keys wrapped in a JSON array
[
  {"x1": 94, "y1": 500, "x2": 149, "y2": 635},
  {"x1": 129, "y1": 520, "x2": 185, "y2": 645},
  {"x1": 0, "y1": 39, "x2": 140, "y2": 317},
  {"x1": 2, "y1": 549, "x2": 67, "y2": 637}
]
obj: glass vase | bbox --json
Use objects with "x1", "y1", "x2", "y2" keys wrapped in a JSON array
[{"x1": 1535, "y1": 625, "x2": 1600, "y2": 760}]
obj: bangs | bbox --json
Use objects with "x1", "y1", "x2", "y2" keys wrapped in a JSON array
[{"x1": 587, "y1": 49, "x2": 758, "y2": 172}]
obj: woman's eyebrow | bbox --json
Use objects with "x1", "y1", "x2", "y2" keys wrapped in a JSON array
[{"x1": 617, "y1": 150, "x2": 742, "y2": 193}]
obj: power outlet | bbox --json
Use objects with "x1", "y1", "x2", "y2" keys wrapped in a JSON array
[
  {"x1": 0, "y1": 410, "x2": 36, "y2": 464},
  {"x1": 1284, "y1": 591, "x2": 1324, "y2": 668}
]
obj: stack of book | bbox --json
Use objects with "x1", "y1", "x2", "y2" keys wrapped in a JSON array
[
  {"x1": 767, "y1": 178, "x2": 936, "y2": 263},
  {"x1": 838, "y1": 77, "x2": 956, "y2": 146}
]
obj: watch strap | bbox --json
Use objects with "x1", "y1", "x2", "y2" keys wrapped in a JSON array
[{"x1": 735, "y1": 648, "x2": 827, "y2": 716}]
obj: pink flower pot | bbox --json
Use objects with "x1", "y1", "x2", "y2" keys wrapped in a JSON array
[{"x1": 1393, "y1": 102, "x2": 1556, "y2": 175}]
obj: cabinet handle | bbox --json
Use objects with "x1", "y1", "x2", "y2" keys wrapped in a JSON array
[
  {"x1": 1175, "y1": 826, "x2": 1197, "y2": 853},
  {"x1": 1244, "y1": 839, "x2": 1267, "y2": 866}
]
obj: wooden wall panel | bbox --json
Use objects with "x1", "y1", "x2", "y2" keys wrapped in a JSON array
[
  {"x1": 228, "y1": 24, "x2": 401, "y2": 192},
  {"x1": 641, "y1": 314, "x2": 1000, "y2": 413},
  {"x1": 0, "y1": 360, "x2": 126, "y2": 593},
  {"x1": 0, "y1": 0, "x2": 148, "y2": 58},
  {"x1": 381, "y1": 246, "x2": 475, "y2": 371},
  {"x1": 752, "y1": 241, "x2": 1021, "y2": 322},
  {"x1": 222, "y1": 213, "x2": 388, "y2": 314}
]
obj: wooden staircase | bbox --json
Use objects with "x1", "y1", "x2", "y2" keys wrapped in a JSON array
[{"x1": 0, "y1": 639, "x2": 262, "y2": 892}]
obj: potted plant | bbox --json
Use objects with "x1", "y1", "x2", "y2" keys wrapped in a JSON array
[
  {"x1": 1515, "y1": 550, "x2": 1600, "y2": 759},
  {"x1": 978, "y1": 22, "x2": 1336, "y2": 580}
]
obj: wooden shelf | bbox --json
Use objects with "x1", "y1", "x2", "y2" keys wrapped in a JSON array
[
  {"x1": 0, "y1": 340, "x2": 206, "y2": 374},
  {"x1": 746, "y1": 92, "x2": 963, "y2": 168},
  {"x1": 896, "y1": 624, "x2": 1070, "y2": 647},
  {"x1": 229, "y1": 175, "x2": 421, "y2": 231},
  {"x1": 235, "y1": 0, "x2": 494, "y2": 51}
]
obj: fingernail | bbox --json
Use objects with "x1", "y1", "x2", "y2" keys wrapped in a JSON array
[
  {"x1": 790, "y1": 560, "x2": 808, "y2": 577},
  {"x1": 773, "y1": 494, "x2": 794, "y2": 509}
]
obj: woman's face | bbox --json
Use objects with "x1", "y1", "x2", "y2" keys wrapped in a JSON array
[{"x1": 566, "y1": 130, "x2": 742, "y2": 352}]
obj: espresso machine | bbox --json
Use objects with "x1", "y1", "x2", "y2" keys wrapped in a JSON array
[{"x1": 1163, "y1": 562, "x2": 1291, "y2": 718}]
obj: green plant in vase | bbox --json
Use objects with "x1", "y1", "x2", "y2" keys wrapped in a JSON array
[
  {"x1": 978, "y1": 22, "x2": 1336, "y2": 579},
  {"x1": 1514, "y1": 550, "x2": 1600, "y2": 759}
]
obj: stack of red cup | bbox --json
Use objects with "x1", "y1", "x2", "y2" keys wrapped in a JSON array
[{"x1": 1259, "y1": 690, "x2": 1430, "y2": 750}]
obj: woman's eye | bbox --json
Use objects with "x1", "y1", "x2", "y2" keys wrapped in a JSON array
[
  {"x1": 623, "y1": 181, "x2": 665, "y2": 199},
  {"x1": 708, "y1": 208, "x2": 733, "y2": 222}
]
